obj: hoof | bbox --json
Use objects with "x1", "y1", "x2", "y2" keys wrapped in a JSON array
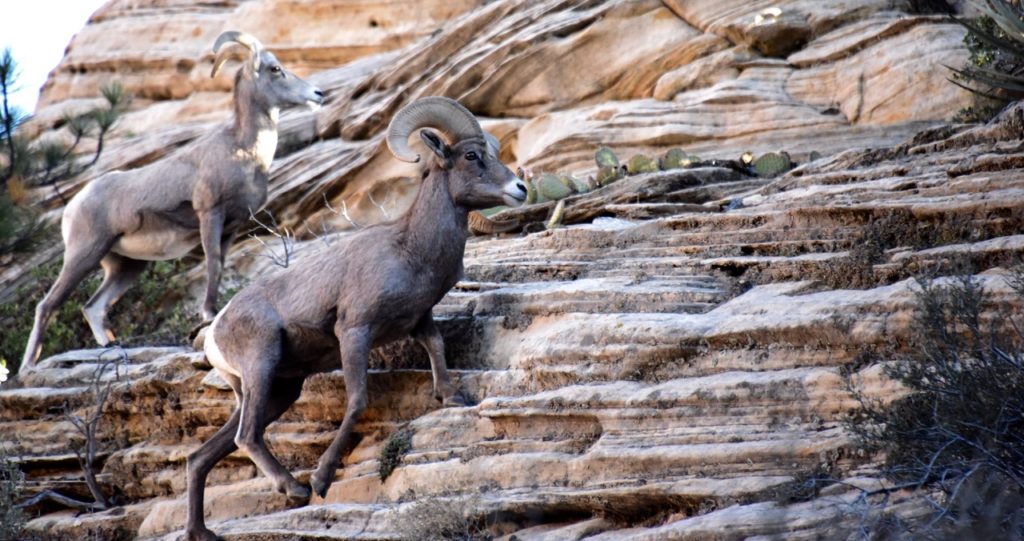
[
  {"x1": 285, "y1": 483, "x2": 312, "y2": 507},
  {"x1": 442, "y1": 393, "x2": 469, "y2": 408},
  {"x1": 186, "y1": 527, "x2": 224, "y2": 541},
  {"x1": 310, "y1": 470, "x2": 333, "y2": 499},
  {"x1": 189, "y1": 320, "x2": 214, "y2": 345}
]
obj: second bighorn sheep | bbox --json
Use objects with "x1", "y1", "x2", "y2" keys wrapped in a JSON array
[
  {"x1": 21, "y1": 31, "x2": 323, "y2": 370},
  {"x1": 184, "y1": 97, "x2": 527, "y2": 541}
]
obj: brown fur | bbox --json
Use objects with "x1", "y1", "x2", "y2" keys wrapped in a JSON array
[{"x1": 183, "y1": 116, "x2": 527, "y2": 541}]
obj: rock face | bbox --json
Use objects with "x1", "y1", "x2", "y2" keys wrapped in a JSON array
[{"x1": 6, "y1": 0, "x2": 1020, "y2": 540}]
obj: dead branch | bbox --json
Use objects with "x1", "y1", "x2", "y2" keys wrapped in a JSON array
[
  {"x1": 17, "y1": 489, "x2": 105, "y2": 513},
  {"x1": 248, "y1": 209, "x2": 295, "y2": 268},
  {"x1": 61, "y1": 347, "x2": 127, "y2": 510},
  {"x1": 323, "y1": 193, "x2": 361, "y2": 229}
]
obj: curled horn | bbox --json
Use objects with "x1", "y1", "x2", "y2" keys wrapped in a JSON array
[
  {"x1": 484, "y1": 131, "x2": 501, "y2": 158},
  {"x1": 386, "y1": 96, "x2": 484, "y2": 163},
  {"x1": 211, "y1": 31, "x2": 265, "y2": 78}
]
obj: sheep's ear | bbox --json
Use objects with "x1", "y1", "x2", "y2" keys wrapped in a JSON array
[{"x1": 420, "y1": 129, "x2": 451, "y2": 164}]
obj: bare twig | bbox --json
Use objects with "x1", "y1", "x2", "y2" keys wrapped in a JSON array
[
  {"x1": 323, "y1": 193, "x2": 361, "y2": 229},
  {"x1": 368, "y1": 187, "x2": 393, "y2": 220},
  {"x1": 303, "y1": 220, "x2": 333, "y2": 247},
  {"x1": 248, "y1": 209, "x2": 295, "y2": 268}
]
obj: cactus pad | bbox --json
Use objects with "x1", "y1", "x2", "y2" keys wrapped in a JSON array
[
  {"x1": 595, "y1": 146, "x2": 619, "y2": 169},
  {"x1": 752, "y1": 152, "x2": 793, "y2": 178},
  {"x1": 659, "y1": 148, "x2": 688, "y2": 170},
  {"x1": 525, "y1": 178, "x2": 538, "y2": 204},
  {"x1": 626, "y1": 154, "x2": 659, "y2": 175},
  {"x1": 536, "y1": 173, "x2": 573, "y2": 201},
  {"x1": 546, "y1": 199, "x2": 566, "y2": 230},
  {"x1": 596, "y1": 165, "x2": 622, "y2": 186},
  {"x1": 569, "y1": 176, "x2": 591, "y2": 194}
]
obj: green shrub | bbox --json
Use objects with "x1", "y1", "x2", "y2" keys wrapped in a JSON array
[{"x1": 378, "y1": 430, "x2": 413, "y2": 482}]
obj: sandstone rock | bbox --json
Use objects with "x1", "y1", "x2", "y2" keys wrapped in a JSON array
[{"x1": 4, "y1": 1, "x2": 1017, "y2": 539}]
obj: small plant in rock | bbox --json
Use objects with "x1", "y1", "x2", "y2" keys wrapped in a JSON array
[
  {"x1": 378, "y1": 429, "x2": 413, "y2": 482},
  {"x1": 392, "y1": 496, "x2": 491, "y2": 541}
]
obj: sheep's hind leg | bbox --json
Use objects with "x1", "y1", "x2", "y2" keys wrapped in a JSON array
[
  {"x1": 186, "y1": 406, "x2": 240, "y2": 541},
  {"x1": 82, "y1": 254, "x2": 148, "y2": 346},
  {"x1": 22, "y1": 238, "x2": 112, "y2": 370},
  {"x1": 235, "y1": 354, "x2": 310, "y2": 505},
  {"x1": 186, "y1": 373, "x2": 305, "y2": 541}
]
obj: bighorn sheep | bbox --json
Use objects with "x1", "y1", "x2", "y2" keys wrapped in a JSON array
[
  {"x1": 21, "y1": 31, "x2": 323, "y2": 370},
  {"x1": 184, "y1": 97, "x2": 527, "y2": 541}
]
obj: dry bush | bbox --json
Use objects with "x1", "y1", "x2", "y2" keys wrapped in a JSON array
[
  {"x1": 392, "y1": 496, "x2": 491, "y2": 541},
  {"x1": 845, "y1": 269, "x2": 1024, "y2": 539}
]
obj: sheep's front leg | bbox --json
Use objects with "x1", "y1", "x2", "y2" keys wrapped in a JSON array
[
  {"x1": 198, "y1": 208, "x2": 227, "y2": 322},
  {"x1": 412, "y1": 314, "x2": 465, "y2": 406},
  {"x1": 310, "y1": 324, "x2": 370, "y2": 498}
]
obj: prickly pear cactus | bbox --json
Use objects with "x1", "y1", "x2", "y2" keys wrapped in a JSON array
[
  {"x1": 546, "y1": 199, "x2": 566, "y2": 230},
  {"x1": 659, "y1": 148, "x2": 688, "y2": 170},
  {"x1": 525, "y1": 178, "x2": 538, "y2": 204},
  {"x1": 565, "y1": 174, "x2": 589, "y2": 193},
  {"x1": 752, "y1": 152, "x2": 793, "y2": 178},
  {"x1": 595, "y1": 146, "x2": 619, "y2": 169},
  {"x1": 536, "y1": 173, "x2": 573, "y2": 201},
  {"x1": 626, "y1": 154, "x2": 658, "y2": 175},
  {"x1": 596, "y1": 165, "x2": 621, "y2": 186},
  {"x1": 809, "y1": 150, "x2": 822, "y2": 162}
]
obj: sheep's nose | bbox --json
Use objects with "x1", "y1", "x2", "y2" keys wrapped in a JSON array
[
  {"x1": 516, "y1": 181, "x2": 527, "y2": 195},
  {"x1": 313, "y1": 89, "x2": 325, "y2": 101}
]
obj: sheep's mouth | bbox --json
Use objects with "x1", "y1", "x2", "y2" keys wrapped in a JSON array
[
  {"x1": 306, "y1": 100, "x2": 323, "y2": 111},
  {"x1": 503, "y1": 191, "x2": 527, "y2": 206}
]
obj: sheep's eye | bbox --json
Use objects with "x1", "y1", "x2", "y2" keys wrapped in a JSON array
[
  {"x1": 270, "y1": 66, "x2": 283, "y2": 74},
  {"x1": 464, "y1": 151, "x2": 478, "y2": 162}
]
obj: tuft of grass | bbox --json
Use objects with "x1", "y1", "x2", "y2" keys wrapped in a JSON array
[
  {"x1": 392, "y1": 496, "x2": 491, "y2": 541},
  {"x1": 378, "y1": 430, "x2": 413, "y2": 482}
]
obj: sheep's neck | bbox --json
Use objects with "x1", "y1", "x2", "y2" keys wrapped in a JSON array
[
  {"x1": 231, "y1": 77, "x2": 279, "y2": 171},
  {"x1": 398, "y1": 169, "x2": 467, "y2": 276}
]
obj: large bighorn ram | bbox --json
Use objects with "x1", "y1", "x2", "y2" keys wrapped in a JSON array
[
  {"x1": 21, "y1": 31, "x2": 323, "y2": 370},
  {"x1": 184, "y1": 97, "x2": 527, "y2": 541}
]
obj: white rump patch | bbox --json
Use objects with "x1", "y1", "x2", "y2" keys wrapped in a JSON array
[{"x1": 205, "y1": 303, "x2": 240, "y2": 384}]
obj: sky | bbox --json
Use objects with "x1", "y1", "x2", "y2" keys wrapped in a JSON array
[{"x1": 1, "y1": 0, "x2": 109, "y2": 113}]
